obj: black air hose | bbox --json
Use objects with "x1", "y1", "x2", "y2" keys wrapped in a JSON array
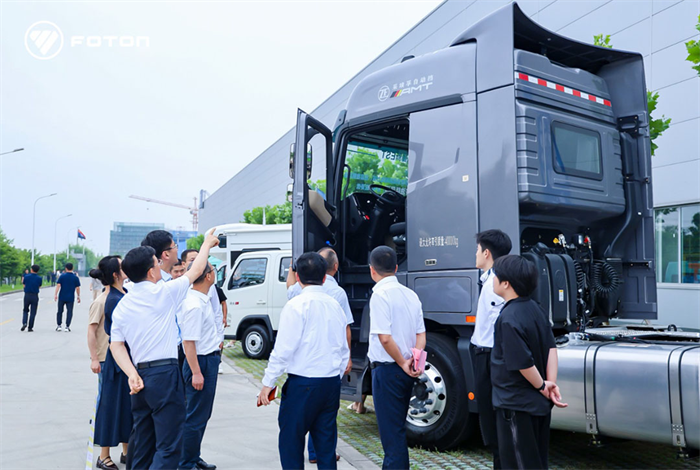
[
  {"x1": 591, "y1": 261, "x2": 621, "y2": 298},
  {"x1": 573, "y1": 261, "x2": 586, "y2": 291}
]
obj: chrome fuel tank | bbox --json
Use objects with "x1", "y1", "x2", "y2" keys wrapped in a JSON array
[{"x1": 551, "y1": 340, "x2": 700, "y2": 449}]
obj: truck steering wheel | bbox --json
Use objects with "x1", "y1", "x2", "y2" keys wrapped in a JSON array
[{"x1": 370, "y1": 184, "x2": 405, "y2": 208}]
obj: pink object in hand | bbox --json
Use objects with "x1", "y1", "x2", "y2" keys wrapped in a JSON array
[{"x1": 412, "y1": 348, "x2": 427, "y2": 372}]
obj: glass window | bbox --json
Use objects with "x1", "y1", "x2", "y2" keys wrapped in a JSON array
[
  {"x1": 681, "y1": 204, "x2": 700, "y2": 284},
  {"x1": 216, "y1": 265, "x2": 227, "y2": 288},
  {"x1": 341, "y1": 123, "x2": 409, "y2": 199},
  {"x1": 655, "y1": 208, "x2": 679, "y2": 283},
  {"x1": 228, "y1": 258, "x2": 267, "y2": 290},
  {"x1": 552, "y1": 123, "x2": 602, "y2": 179},
  {"x1": 279, "y1": 257, "x2": 291, "y2": 282}
]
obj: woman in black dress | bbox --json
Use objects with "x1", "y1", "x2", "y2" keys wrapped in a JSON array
[{"x1": 94, "y1": 256, "x2": 132, "y2": 470}]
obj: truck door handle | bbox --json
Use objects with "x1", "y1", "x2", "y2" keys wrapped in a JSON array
[{"x1": 257, "y1": 300, "x2": 267, "y2": 305}]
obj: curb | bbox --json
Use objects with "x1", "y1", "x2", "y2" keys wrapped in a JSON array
[
  {"x1": 0, "y1": 285, "x2": 54, "y2": 297},
  {"x1": 221, "y1": 352, "x2": 380, "y2": 470}
]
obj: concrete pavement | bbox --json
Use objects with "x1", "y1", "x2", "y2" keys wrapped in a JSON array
[{"x1": 0, "y1": 280, "x2": 369, "y2": 469}]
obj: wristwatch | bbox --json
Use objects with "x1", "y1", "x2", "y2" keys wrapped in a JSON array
[{"x1": 538, "y1": 381, "x2": 546, "y2": 391}]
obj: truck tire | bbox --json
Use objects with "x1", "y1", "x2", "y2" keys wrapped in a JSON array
[
  {"x1": 405, "y1": 333, "x2": 476, "y2": 450},
  {"x1": 242, "y1": 324, "x2": 271, "y2": 359}
]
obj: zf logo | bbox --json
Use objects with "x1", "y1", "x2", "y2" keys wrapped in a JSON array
[
  {"x1": 378, "y1": 86, "x2": 391, "y2": 102},
  {"x1": 25, "y1": 21, "x2": 64, "y2": 60}
]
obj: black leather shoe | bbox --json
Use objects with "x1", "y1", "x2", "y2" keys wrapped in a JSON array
[
  {"x1": 28, "y1": 328, "x2": 34, "y2": 332},
  {"x1": 195, "y1": 459, "x2": 216, "y2": 470},
  {"x1": 20, "y1": 324, "x2": 27, "y2": 331},
  {"x1": 120, "y1": 453, "x2": 127, "y2": 464}
]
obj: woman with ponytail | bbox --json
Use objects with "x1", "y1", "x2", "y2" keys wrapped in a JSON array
[{"x1": 93, "y1": 256, "x2": 132, "y2": 470}]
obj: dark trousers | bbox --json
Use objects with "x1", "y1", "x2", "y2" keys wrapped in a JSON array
[
  {"x1": 180, "y1": 353, "x2": 221, "y2": 469},
  {"x1": 278, "y1": 374, "x2": 341, "y2": 470},
  {"x1": 308, "y1": 433, "x2": 338, "y2": 461},
  {"x1": 127, "y1": 363, "x2": 186, "y2": 470},
  {"x1": 56, "y1": 300, "x2": 74, "y2": 327},
  {"x1": 470, "y1": 344, "x2": 501, "y2": 469},
  {"x1": 495, "y1": 408, "x2": 551, "y2": 470},
  {"x1": 22, "y1": 293, "x2": 39, "y2": 329},
  {"x1": 372, "y1": 362, "x2": 415, "y2": 470}
]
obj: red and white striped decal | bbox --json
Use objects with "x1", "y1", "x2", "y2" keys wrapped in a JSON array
[{"x1": 515, "y1": 71, "x2": 612, "y2": 107}]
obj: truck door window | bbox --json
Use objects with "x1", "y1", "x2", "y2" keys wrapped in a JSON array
[
  {"x1": 228, "y1": 258, "x2": 268, "y2": 290},
  {"x1": 279, "y1": 257, "x2": 291, "y2": 282},
  {"x1": 552, "y1": 122, "x2": 602, "y2": 180},
  {"x1": 216, "y1": 265, "x2": 227, "y2": 288}
]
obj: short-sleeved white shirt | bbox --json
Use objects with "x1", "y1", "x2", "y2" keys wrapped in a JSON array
[
  {"x1": 367, "y1": 276, "x2": 426, "y2": 363},
  {"x1": 287, "y1": 275, "x2": 353, "y2": 325},
  {"x1": 178, "y1": 289, "x2": 221, "y2": 355},
  {"x1": 471, "y1": 269, "x2": 505, "y2": 348},
  {"x1": 262, "y1": 286, "x2": 349, "y2": 387},
  {"x1": 111, "y1": 276, "x2": 191, "y2": 365}
]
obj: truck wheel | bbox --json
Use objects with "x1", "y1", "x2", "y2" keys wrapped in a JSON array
[
  {"x1": 242, "y1": 325, "x2": 271, "y2": 359},
  {"x1": 405, "y1": 333, "x2": 476, "y2": 450}
]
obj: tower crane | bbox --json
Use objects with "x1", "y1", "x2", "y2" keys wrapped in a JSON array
[{"x1": 129, "y1": 195, "x2": 198, "y2": 231}]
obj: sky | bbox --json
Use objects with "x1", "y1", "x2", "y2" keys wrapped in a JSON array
[{"x1": 0, "y1": 0, "x2": 441, "y2": 256}]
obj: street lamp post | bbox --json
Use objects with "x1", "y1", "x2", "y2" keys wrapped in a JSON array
[
  {"x1": 53, "y1": 214, "x2": 72, "y2": 272},
  {"x1": 0, "y1": 148, "x2": 24, "y2": 156},
  {"x1": 31, "y1": 193, "x2": 57, "y2": 264}
]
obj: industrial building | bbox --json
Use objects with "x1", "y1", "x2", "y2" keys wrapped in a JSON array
[{"x1": 198, "y1": 0, "x2": 700, "y2": 328}]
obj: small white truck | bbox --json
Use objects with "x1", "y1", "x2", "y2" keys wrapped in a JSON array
[{"x1": 207, "y1": 223, "x2": 292, "y2": 358}]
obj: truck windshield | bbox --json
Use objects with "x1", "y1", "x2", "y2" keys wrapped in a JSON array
[{"x1": 341, "y1": 123, "x2": 409, "y2": 199}]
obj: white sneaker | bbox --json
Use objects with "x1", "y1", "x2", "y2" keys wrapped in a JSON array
[
  {"x1": 56, "y1": 325, "x2": 62, "y2": 332},
  {"x1": 64, "y1": 326, "x2": 71, "y2": 332},
  {"x1": 218, "y1": 364, "x2": 223, "y2": 374}
]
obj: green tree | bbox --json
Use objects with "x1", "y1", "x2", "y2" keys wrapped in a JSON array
[
  {"x1": 593, "y1": 34, "x2": 671, "y2": 156},
  {"x1": 242, "y1": 201, "x2": 293, "y2": 225},
  {"x1": 187, "y1": 234, "x2": 204, "y2": 250},
  {"x1": 685, "y1": 15, "x2": 700, "y2": 75}
]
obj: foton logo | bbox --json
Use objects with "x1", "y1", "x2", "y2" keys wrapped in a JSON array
[
  {"x1": 25, "y1": 21, "x2": 150, "y2": 60},
  {"x1": 25, "y1": 21, "x2": 64, "y2": 60}
]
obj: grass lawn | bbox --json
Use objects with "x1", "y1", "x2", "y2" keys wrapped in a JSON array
[{"x1": 0, "y1": 281, "x2": 52, "y2": 295}]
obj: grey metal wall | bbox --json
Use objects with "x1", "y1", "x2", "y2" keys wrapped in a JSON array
[{"x1": 199, "y1": 0, "x2": 700, "y2": 328}]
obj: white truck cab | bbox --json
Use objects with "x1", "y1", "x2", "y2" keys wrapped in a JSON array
[{"x1": 207, "y1": 223, "x2": 292, "y2": 358}]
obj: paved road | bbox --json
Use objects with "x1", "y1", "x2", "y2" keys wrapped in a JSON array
[{"x1": 0, "y1": 282, "x2": 366, "y2": 469}]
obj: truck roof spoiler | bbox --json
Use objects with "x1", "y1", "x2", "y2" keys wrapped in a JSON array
[{"x1": 449, "y1": 2, "x2": 647, "y2": 124}]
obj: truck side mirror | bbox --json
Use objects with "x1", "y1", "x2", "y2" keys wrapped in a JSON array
[{"x1": 288, "y1": 143, "x2": 313, "y2": 180}]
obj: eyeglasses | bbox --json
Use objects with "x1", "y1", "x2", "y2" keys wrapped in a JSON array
[{"x1": 164, "y1": 245, "x2": 178, "y2": 252}]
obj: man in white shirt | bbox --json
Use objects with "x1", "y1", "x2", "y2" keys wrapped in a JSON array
[
  {"x1": 141, "y1": 229, "x2": 179, "y2": 282},
  {"x1": 469, "y1": 229, "x2": 512, "y2": 470},
  {"x1": 110, "y1": 229, "x2": 219, "y2": 470},
  {"x1": 367, "y1": 246, "x2": 426, "y2": 470},
  {"x1": 286, "y1": 247, "x2": 352, "y2": 464},
  {"x1": 178, "y1": 262, "x2": 221, "y2": 470},
  {"x1": 258, "y1": 252, "x2": 349, "y2": 470}
]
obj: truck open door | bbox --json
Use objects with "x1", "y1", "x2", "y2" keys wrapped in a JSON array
[{"x1": 291, "y1": 109, "x2": 336, "y2": 263}]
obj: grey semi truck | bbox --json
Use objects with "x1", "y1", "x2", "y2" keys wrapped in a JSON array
[{"x1": 289, "y1": 2, "x2": 699, "y2": 453}]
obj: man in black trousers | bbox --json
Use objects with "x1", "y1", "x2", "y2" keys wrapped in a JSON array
[
  {"x1": 21, "y1": 264, "x2": 42, "y2": 332},
  {"x1": 258, "y1": 252, "x2": 349, "y2": 470},
  {"x1": 491, "y1": 255, "x2": 568, "y2": 469},
  {"x1": 367, "y1": 246, "x2": 426, "y2": 470}
]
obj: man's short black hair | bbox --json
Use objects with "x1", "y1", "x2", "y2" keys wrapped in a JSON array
[
  {"x1": 370, "y1": 246, "x2": 397, "y2": 275},
  {"x1": 189, "y1": 262, "x2": 213, "y2": 285},
  {"x1": 122, "y1": 246, "x2": 156, "y2": 283},
  {"x1": 493, "y1": 255, "x2": 538, "y2": 297},
  {"x1": 317, "y1": 247, "x2": 338, "y2": 274},
  {"x1": 181, "y1": 249, "x2": 198, "y2": 262},
  {"x1": 296, "y1": 252, "x2": 327, "y2": 286},
  {"x1": 141, "y1": 230, "x2": 173, "y2": 259},
  {"x1": 65, "y1": 262, "x2": 74, "y2": 271},
  {"x1": 31, "y1": 264, "x2": 40, "y2": 273},
  {"x1": 476, "y1": 229, "x2": 512, "y2": 260},
  {"x1": 174, "y1": 259, "x2": 183, "y2": 267}
]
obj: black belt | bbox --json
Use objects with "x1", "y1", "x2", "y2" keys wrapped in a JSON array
[
  {"x1": 370, "y1": 361, "x2": 394, "y2": 370},
  {"x1": 137, "y1": 358, "x2": 178, "y2": 370},
  {"x1": 472, "y1": 346, "x2": 492, "y2": 354},
  {"x1": 200, "y1": 350, "x2": 221, "y2": 357}
]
